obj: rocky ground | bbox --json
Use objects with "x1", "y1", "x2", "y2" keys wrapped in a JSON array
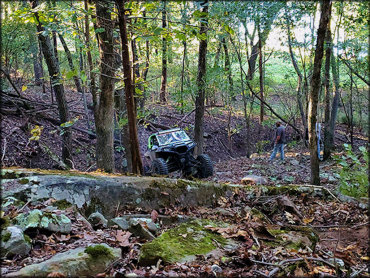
[
  {"x1": 1, "y1": 86, "x2": 369, "y2": 277},
  {"x1": 1, "y1": 168, "x2": 368, "y2": 277}
]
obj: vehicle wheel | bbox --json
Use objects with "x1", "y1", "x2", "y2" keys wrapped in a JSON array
[
  {"x1": 151, "y1": 158, "x2": 168, "y2": 175},
  {"x1": 196, "y1": 154, "x2": 213, "y2": 178}
]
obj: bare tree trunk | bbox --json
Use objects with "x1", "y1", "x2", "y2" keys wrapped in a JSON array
[
  {"x1": 349, "y1": 69, "x2": 354, "y2": 146},
  {"x1": 222, "y1": 37, "x2": 233, "y2": 102},
  {"x1": 180, "y1": 40, "x2": 187, "y2": 114},
  {"x1": 286, "y1": 15, "x2": 307, "y2": 136},
  {"x1": 323, "y1": 25, "x2": 332, "y2": 160},
  {"x1": 84, "y1": 0, "x2": 97, "y2": 111},
  {"x1": 116, "y1": 0, "x2": 143, "y2": 174},
  {"x1": 58, "y1": 33, "x2": 83, "y2": 94},
  {"x1": 308, "y1": 0, "x2": 331, "y2": 185},
  {"x1": 94, "y1": 0, "x2": 115, "y2": 172},
  {"x1": 139, "y1": 9, "x2": 150, "y2": 112},
  {"x1": 160, "y1": 0, "x2": 167, "y2": 103},
  {"x1": 258, "y1": 27, "x2": 264, "y2": 123},
  {"x1": 29, "y1": 31, "x2": 44, "y2": 87},
  {"x1": 194, "y1": 0, "x2": 208, "y2": 156},
  {"x1": 30, "y1": 0, "x2": 72, "y2": 168}
]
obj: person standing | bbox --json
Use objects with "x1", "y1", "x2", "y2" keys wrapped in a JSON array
[{"x1": 269, "y1": 121, "x2": 286, "y2": 161}]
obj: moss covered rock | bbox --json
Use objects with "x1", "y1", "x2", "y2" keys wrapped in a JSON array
[
  {"x1": 6, "y1": 244, "x2": 121, "y2": 277},
  {"x1": 138, "y1": 220, "x2": 236, "y2": 266},
  {"x1": 1, "y1": 226, "x2": 31, "y2": 257},
  {"x1": 15, "y1": 209, "x2": 72, "y2": 234}
]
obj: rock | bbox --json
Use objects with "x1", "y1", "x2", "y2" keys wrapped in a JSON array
[
  {"x1": 5, "y1": 244, "x2": 121, "y2": 277},
  {"x1": 109, "y1": 217, "x2": 130, "y2": 230},
  {"x1": 241, "y1": 175, "x2": 267, "y2": 185},
  {"x1": 211, "y1": 264, "x2": 222, "y2": 273},
  {"x1": 128, "y1": 219, "x2": 155, "y2": 240},
  {"x1": 2, "y1": 197, "x2": 24, "y2": 212},
  {"x1": 1, "y1": 226, "x2": 31, "y2": 257},
  {"x1": 87, "y1": 212, "x2": 108, "y2": 229},
  {"x1": 138, "y1": 220, "x2": 237, "y2": 266},
  {"x1": 146, "y1": 221, "x2": 159, "y2": 235},
  {"x1": 15, "y1": 209, "x2": 72, "y2": 234},
  {"x1": 290, "y1": 159, "x2": 300, "y2": 166}
]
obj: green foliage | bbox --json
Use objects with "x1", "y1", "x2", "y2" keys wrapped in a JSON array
[
  {"x1": 287, "y1": 140, "x2": 298, "y2": 148},
  {"x1": 256, "y1": 140, "x2": 269, "y2": 154},
  {"x1": 333, "y1": 144, "x2": 368, "y2": 198}
]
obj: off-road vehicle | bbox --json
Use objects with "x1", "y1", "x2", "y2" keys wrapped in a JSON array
[{"x1": 144, "y1": 128, "x2": 213, "y2": 178}]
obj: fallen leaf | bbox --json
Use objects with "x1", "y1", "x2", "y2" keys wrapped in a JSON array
[
  {"x1": 83, "y1": 232, "x2": 96, "y2": 240},
  {"x1": 303, "y1": 217, "x2": 314, "y2": 224},
  {"x1": 151, "y1": 210, "x2": 159, "y2": 223},
  {"x1": 116, "y1": 230, "x2": 131, "y2": 247}
]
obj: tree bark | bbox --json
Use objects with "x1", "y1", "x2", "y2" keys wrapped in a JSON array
[
  {"x1": 29, "y1": 31, "x2": 44, "y2": 87},
  {"x1": 116, "y1": 0, "x2": 143, "y2": 174},
  {"x1": 180, "y1": 40, "x2": 187, "y2": 114},
  {"x1": 84, "y1": 0, "x2": 97, "y2": 111},
  {"x1": 258, "y1": 26, "x2": 264, "y2": 123},
  {"x1": 30, "y1": 0, "x2": 73, "y2": 168},
  {"x1": 94, "y1": 0, "x2": 115, "y2": 172},
  {"x1": 139, "y1": 9, "x2": 150, "y2": 112},
  {"x1": 194, "y1": 0, "x2": 208, "y2": 156},
  {"x1": 160, "y1": 0, "x2": 167, "y2": 103},
  {"x1": 323, "y1": 24, "x2": 332, "y2": 160},
  {"x1": 222, "y1": 37, "x2": 233, "y2": 103},
  {"x1": 308, "y1": 0, "x2": 331, "y2": 185}
]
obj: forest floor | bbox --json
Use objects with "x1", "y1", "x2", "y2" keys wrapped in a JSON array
[{"x1": 1, "y1": 86, "x2": 369, "y2": 277}]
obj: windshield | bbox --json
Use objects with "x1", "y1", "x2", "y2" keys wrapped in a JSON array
[{"x1": 156, "y1": 130, "x2": 191, "y2": 145}]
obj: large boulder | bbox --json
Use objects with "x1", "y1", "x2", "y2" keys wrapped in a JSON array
[
  {"x1": 1, "y1": 226, "x2": 31, "y2": 257},
  {"x1": 138, "y1": 220, "x2": 237, "y2": 266},
  {"x1": 6, "y1": 244, "x2": 121, "y2": 277},
  {"x1": 15, "y1": 209, "x2": 72, "y2": 234}
]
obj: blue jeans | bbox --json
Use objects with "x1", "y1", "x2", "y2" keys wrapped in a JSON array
[{"x1": 269, "y1": 143, "x2": 284, "y2": 161}]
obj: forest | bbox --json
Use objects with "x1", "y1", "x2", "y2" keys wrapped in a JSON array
[{"x1": 0, "y1": 0, "x2": 369, "y2": 277}]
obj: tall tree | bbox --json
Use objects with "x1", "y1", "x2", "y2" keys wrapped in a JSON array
[
  {"x1": 308, "y1": 0, "x2": 331, "y2": 185},
  {"x1": 159, "y1": 0, "x2": 167, "y2": 103},
  {"x1": 258, "y1": 25, "x2": 264, "y2": 123},
  {"x1": 323, "y1": 24, "x2": 332, "y2": 160},
  {"x1": 194, "y1": 0, "x2": 208, "y2": 156},
  {"x1": 94, "y1": 0, "x2": 115, "y2": 172},
  {"x1": 30, "y1": 0, "x2": 73, "y2": 167},
  {"x1": 116, "y1": 0, "x2": 143, "y2": 174}
]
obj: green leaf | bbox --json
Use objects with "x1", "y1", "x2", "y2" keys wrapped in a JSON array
[
  {"x1": 95, "y1": 27, "x2": 105, "y2": 34},
  {"x1": 22, "y1": 85, "x2": 27, "y2": 92},
  {"x1": 66, "y1": 69, "x2": 77, "y2": 79}
]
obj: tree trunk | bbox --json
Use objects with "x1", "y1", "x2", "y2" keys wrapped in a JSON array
[
  {"x1": 323, "y1": 25, "x2": 332, "y2": 160},
  {"x1": 84, "y1": 0, "x2": 97, "y2": 111},
  {"x1": 194, "y1": 0, "x2": 208, "y2": 156},
  {"x1": 222, "y1": 37, "x2": 233, "y2": 103},
  {"x1": 258, "y1": 27, "x2": 264, "y2": 123},
  {"x1": 58, "y1": 33, "x2": 83, "y2": 94},
  {"x1": 160, "y1": 0, "x2": 167, "y2": 103},
  {"x1": 116, "y1": 0, "x2": 143, "y2": 174},
  {"x1": 94, "y1": 0, "x2": 115, "y2": 172},
  {"x1": 139, "y1": 9, "x2": 150, "y2": 112},
  {"x1": 308, "y1": 1, "x2": 331, "y2": 185},
  {"x1": 349, "y1": 69, "x2": 354, "y2": 146},
  {"x1": 30, "y1": 0, "x2": 73, "y2": 168},
  {"x1": 286, "y1": 16, "x2": 307, "y2": 137},
  {"x1": 29, "y1": 31, "x2": 44, "y2": 87},
  {"x1": 180, "y1": 40, "x2": 187, "y2": 114}
]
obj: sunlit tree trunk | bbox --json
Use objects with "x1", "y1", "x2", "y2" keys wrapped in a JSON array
[{"x1": 308, "y1": 0, "x2": 331, "y2": 185}]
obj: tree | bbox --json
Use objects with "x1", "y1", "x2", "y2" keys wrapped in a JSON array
[
  {"x1": 160, "y1": 0, "x2": 167, "y2": 103},
  {"x1": 308, "y1": 0, "x2": 331, "y2": 185},
  {"x1": 116, "y1": 0, "x2": 143, "y2": 174},
  {"x1": 323, "y1": 24, "x2": 332, "y2": 160},
  {"x1": 30, "y1": 0, "x2": 73, "y2": 168},
  {"x1": 94, "y1": 0, "x2": 116, "y2": 172},
  {"x1": 194, "y1": 0, "x2": 208, "y2": 156}
]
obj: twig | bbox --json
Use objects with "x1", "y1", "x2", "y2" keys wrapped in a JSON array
[
  {"x1": 253, "y1": 270, "x2": 270, "y2": 277},
  {"x1": 350, "y1": 266, "x2": 368, "y2": 278},
  {"x1": 17, "y1": 200, "x2": 31, "y2": 213}
]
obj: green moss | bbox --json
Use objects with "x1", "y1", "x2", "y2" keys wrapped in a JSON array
[
  {"x1": 2, "y1": 231, "x2": 11, "y2": 242},
  {"x1": 0, "y1": 216, "x2": 10, "y2": 229},
  {"x1": 24, "y1": 234, "x2": 31, "y2": 244},
  {"x1": 84, "y1": 245, "x2": 114, "y2": 259},
  {"x1": 53, "y1": 199, "x2": 73, "y2": 210},
  {"x1": 139, "y1": 220, "x2": 229, "y2": 265}
]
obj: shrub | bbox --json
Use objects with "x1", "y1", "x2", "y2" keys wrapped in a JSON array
[
  {"x1": 333, "y1": 144, "x2": 368, "y2": 198},
  {"x1": 256, "y1": 140, "x2": 270, "y2": 154}
]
